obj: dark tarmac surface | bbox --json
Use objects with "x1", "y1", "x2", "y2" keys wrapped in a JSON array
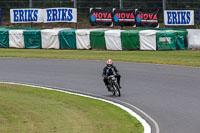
[{"x1": 0, "y1": 58, "x2": 200, "y2": 133}]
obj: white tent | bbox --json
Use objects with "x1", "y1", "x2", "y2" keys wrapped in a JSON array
[
  {"x1": 187, "y1": 29, "x2": 200, "y2": 49},
  {"x1": 105, "y1": 30, "x2": 124, "y2": 50},
  {"x1": 41, "y1": 29, "x2": 62, "y2": 49},
  {"x1": 9, "y1": 30, "x2": 25, "y2": 48},
  {"x1": 139, "y1": 30, "x2": 158, "y2": 51}
]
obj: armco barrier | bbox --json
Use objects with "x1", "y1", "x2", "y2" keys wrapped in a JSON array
[
  {"x1": 0, "y1": 27, "x2": 197, "y2": 51},
  {"x1": 41, "y1": 29, "x2": 61, "y2": 49},
  {"x1": 59, "y1": 29, "x2": 76, "y2": 49},
  {"x1": 90, "y1": 30, "x2": 107, "y2": 50},
  {"x1": 187, "y1": 29, "x2": 200, "y2": 50},
  {"x1": 173, "y1": 30, "x2": 188, "y2": 50},
  {"x1": 105, "y1": 30, "x2": 124, "y2": 51},
  {"x1": 24, "y1": 30, "x2": 42, "y2": 49},
  {"x1": 0, "y1": 28, "x2": 9, "y2": 48},
  {"x1": 75, "y1": 29, "x2": 104, "y2": 50},
  {"x1": 139, "y1": 30, "x2": 158, "y2": 51},
  {"x1": 9, "y1": 30, "x2": 25, "y2": 48},
  {"x1": 75, "y1": 29, "x2": 92, "y2": 50},
  {"x1": 156, "y1": 31, "x2": 177, "y2": 50},
  {"x1": 121, "y1": 30, "x2": 141, "y2": 50}
]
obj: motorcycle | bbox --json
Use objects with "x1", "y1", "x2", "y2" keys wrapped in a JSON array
[{"x1": 107, "y1": 75, "x2": 121, "y2": 97}]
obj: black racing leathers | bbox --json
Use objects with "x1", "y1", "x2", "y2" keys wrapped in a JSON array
[{"x1": 102, "y1": 65, "x2": 121, "y2": 87}]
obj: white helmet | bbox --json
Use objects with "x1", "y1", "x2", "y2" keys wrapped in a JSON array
[{"x1": 107, "y1": 59, "x2": 113, "y2": 67}]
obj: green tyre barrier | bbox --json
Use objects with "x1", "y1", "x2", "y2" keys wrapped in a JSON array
[
  {"x1": 59, "y1": 29, "x2": 76, "y2": 49},
  {"x1": 156, "y1": 31, "x2": 176, "y2": 50},
  {"x1": 121, "y1": 30, "x2": 141, "y2": 50},
  {"x1": 24, "y1": 30, "x2": 42, "y2": 49},
  {"x1": 90, "y1": 30, "x2": 107, "y2": 50},
  {"x1": 173, "y1": 30, "x2": 188, "y2": 50},
  {"x1": 0, "y1": 28, "x2": 9, "y2": 48}
]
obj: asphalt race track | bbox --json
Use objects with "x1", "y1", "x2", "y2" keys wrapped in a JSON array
[{"x1": 0, "y1": 58, "x2": 200, "y2": 133}]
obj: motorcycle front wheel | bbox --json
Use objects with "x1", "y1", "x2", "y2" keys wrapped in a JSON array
[
  {"x1": 112, "y1": 90, "x2": 115, "y2": 96},
  {"x1": 113, "y1": 84, "x2": 121, "y2": 97}
]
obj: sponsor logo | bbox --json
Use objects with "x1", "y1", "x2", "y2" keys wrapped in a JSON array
[
  {"x1": 91, "y1": 12, "x2": 112, "y2": 22},
  {"x1": 159, "y1": 37, "x2": 171, "y2": 43},
  {"x1": 90, "y1": 14, "x2": 96, "y2": 22},
  {"x1": 11, "y1": 8, "x2": 76, "y2": 23},
  {"x1": 136, "y1": 14, "x2": 141, "y2": 22},
  {"x1": 136, "y1": 13, "x2": 158, "y2": 23},
  {"x1": 166, "y1": 11, "x2": 191, "y2": 24},
  {"x1": 46, "y1": 8, "x2": 73, "y2": 22},
  {"x1": 114, "y1": 12, "x2": 135, "y2": 22},
  {"x1": 13, "y1": 9, "x2": 39, "y2": 22},
  {"x1": 114, "y1": 14, "x2": 119, "y2": 22}
]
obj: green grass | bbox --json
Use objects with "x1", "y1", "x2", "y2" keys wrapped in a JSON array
[
  {"x1": 0, "y1": 48, "x2": 200, "y2": 66},
  {"x1": 0, "y1": 83, "x2": 143, "y2": 133}
]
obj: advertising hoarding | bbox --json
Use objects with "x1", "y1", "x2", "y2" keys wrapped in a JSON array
[{"x1": 164, "y1": 10, "x2": 194, "y2": 25}]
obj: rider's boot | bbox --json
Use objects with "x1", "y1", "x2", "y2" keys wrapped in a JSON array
[
  {"x1": 118, "y1": 82, "x2": 121, "y2": 89},
  {"x1": 119, "y1": 85, "x2": 121, "y2": 89},
  {"x1": 106, "y1": 84, "x2": 111, "y2": 91}
]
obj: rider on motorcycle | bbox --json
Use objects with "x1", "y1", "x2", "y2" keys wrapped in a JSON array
[{"x1": 102, "y1": 59, "x2": 121, "y2": 90}]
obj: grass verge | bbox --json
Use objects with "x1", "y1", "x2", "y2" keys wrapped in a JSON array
[
  {"x1": 0, "y1": 48, "x2": 200, "y2": 67},
  {"x1": 0, "y1": 83, "x2": 143, "y2": 133}
]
